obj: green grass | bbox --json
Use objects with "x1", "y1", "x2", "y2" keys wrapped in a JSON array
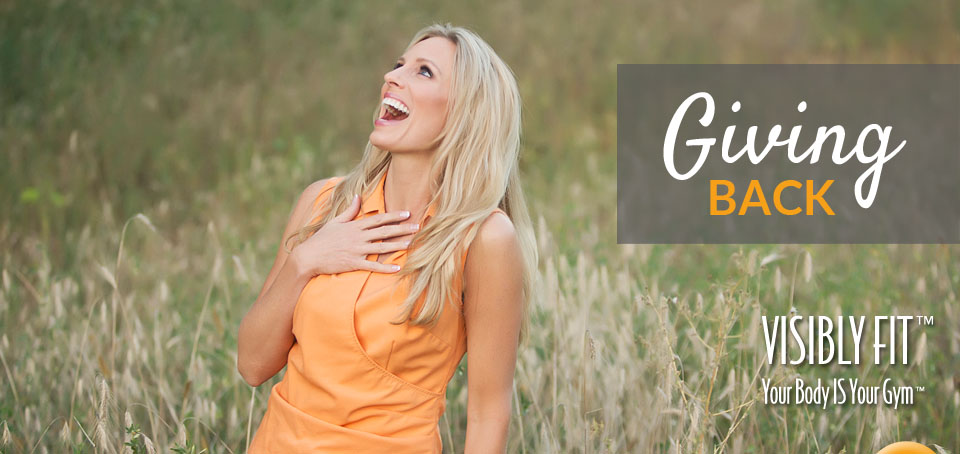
[{"x1": 1, "y1": 0, "x2": 958, "y2": 452}]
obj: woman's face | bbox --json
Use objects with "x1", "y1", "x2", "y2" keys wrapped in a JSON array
[{"x1": 369, "y1": 36, "x2": 456, "y2": 154}]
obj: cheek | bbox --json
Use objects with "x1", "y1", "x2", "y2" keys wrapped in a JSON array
[{"x1": 424, "y1": 91, "x2": 449, "y2": 133}]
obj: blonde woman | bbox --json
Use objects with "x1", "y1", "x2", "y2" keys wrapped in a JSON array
[{"x1": 238, "y1": 23, "x2": 538, "y2": 453}]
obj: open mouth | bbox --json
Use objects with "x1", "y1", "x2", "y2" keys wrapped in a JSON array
[{"x1": 380, "y1": 97, "x2": 410, "y2": 121}]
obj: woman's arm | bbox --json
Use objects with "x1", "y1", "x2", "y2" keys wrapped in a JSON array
[
  {"x1": 462, "y1": 212, "x2": 525, "y2": 454},
  {"x1": 237, "y1": 178, "x2": 330, "y2": 387}
]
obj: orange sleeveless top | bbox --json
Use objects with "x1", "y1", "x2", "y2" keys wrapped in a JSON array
[{"x1": 249, "y1": 170, "x2": 502, "y2": 453}]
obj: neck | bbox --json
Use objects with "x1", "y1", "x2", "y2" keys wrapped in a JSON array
[{"x1": 383, "y1": 152, "x2": 434, "y2": 222}]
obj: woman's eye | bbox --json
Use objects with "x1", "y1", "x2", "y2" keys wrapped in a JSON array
[
  {"x1": 393, "y1": 62, "x2": 403, "y2": 70},
  {"x1": 418, "y1": 65, "x2": 433, "y2": 77}
]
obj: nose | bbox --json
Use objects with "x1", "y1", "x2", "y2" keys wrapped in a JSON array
[{"x1": 383, "y1": 65, "x2": 404, "y2": 88}]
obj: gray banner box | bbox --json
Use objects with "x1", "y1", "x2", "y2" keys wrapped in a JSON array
[{"x1": 617, "y1": 64, "x2": 960, "y2": 244}]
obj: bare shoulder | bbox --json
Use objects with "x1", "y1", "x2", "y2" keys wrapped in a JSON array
[
  {"x1": 288, "y1": 177, "x2": 341, "y2": 227},
  {"x1": 464, "y1": 210, "x2": 522, "y2": 279},
  {"x1": 303, "y1": 176, "x2": 342, "y2": 202},
  {"x1": 463, "y1": 210, "x2": 524, "y2": 317},
  {"x1": 473, "y1": 210, "x2": 518, "y2": 249}
]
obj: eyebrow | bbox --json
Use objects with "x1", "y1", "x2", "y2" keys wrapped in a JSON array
[{"x1": 397, "y1": 57, "x2": 442, "y2": 76}]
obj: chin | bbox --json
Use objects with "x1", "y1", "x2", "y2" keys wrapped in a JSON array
[
  {"x1": 369, "y1": 131, "x2": 434, "y2": 154},
  {"x1": 368, "y1": 131, "x2": 387, "y2": 148},
  {"x1": 368, "y1": 135, "x2": 394, "y2": 152}
]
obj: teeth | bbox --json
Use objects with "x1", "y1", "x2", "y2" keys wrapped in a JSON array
[{"x1": 382, "y1": 97, "x2": 409, "y2": 115}]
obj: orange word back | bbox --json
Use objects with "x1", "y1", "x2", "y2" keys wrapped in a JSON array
[{"x1": 710, "y1": 179, "x2": 835, "y2": 216}]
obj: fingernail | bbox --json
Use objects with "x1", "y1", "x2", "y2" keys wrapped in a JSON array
[
  {"x1": 401, "y1": 210, "x2": 410, "y2": 217},
  {"x1": 404, "y1": 240, "x2": 411, "y2": 247},
  {"x1": 410, "y1": 223, "x2": 419, "y2": 230},
  {"x1": 392, "y1": 264, "x2": 401, "y2": 271}
]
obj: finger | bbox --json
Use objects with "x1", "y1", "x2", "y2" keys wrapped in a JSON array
[
  {"x1": 357, "y1": 259, "x2": 402, "y2": 274},
  {"x1": 364, "y1": 240, "x2": 411, "y2": 255},
  {"x1": 365, "y1": 223, "x2": 420, "y2": 241},
  {"x1": 357, "y1": 210, "x2": 411, "y2": 229},
  {"x1": 335, "y1": 194, "x2": 361, "y2": 222}
]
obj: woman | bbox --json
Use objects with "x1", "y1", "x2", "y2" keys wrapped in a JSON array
[{"x1": 237, "y1": 23, "x2": 538, "y2": 453}]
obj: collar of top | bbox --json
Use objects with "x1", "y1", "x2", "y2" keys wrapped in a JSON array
[{"x1": 359, "y1": 169, "x2": 437, "y2": 223}]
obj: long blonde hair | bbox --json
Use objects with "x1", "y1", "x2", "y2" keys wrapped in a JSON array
[{"x1": 285, "y1": 23, "x2": 538, "y2": 344}]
